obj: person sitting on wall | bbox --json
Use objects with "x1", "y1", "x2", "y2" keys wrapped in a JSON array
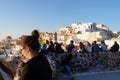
[
  {"x1": 110, "y1": 41, "x2": 119, "y2": 52},
  {"x1": 67, "y1": 40, "x2": 75, "y2": 53}
]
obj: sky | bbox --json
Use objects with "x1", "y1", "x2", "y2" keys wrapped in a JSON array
[{"x1": 0, "y1": 0, "x2": 120, "y2": 39}]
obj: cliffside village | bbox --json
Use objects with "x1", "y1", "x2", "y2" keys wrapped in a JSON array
[{"x1": 0, "y1": 22, "x2": 120, "y2": 51}]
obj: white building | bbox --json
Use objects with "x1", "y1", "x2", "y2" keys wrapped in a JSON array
[
  {"x1": 58, "y1": 22, "x2": 113, "y2": 44},
  {"x1": 71, "y1": 22, "x2": 97, "y2": 33}
]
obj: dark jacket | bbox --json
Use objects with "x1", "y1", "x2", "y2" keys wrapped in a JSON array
[
  {"x1": 110, "y1": 43, "x2": 119, "y2": 52},
  {"x1": 20, "y1": 54, "x2": 52, "y2": 80}
]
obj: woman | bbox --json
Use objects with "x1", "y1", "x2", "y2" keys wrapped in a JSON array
[{"x1": 15, "y1": 35, "x2": 52, "y2": 80}]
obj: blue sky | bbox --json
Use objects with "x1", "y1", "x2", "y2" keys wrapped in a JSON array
[{"x1": 0, "y1": 0, "x2": 120, "y2": 39}]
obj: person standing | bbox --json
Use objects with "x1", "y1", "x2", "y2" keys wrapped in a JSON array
[
  {"x1": 15, "y1": 35, "x2": 52, "y2": 80},
  {"x1": 61, "y1": 53, "x2": 74, "y2": 80}
]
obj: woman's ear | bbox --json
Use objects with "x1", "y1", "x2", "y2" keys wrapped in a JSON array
[{"x1": 25, "y1": 46, "x2": 30, "y2": 52}]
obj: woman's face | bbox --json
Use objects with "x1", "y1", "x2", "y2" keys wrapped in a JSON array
[{"x1": 21, "y1": 46, "x2": 29, "y2": 59}]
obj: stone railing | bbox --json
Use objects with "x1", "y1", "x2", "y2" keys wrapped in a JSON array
[{"x1": 45, "y1": 51, "x2": 120, "y2": 76}]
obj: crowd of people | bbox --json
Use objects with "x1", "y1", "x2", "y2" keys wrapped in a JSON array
[{"x1": 39, "y1": 39, "x2": 119, "y2": 55}]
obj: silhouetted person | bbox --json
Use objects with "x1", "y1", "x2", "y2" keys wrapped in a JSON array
[
  {"x1": 92, "y1": 41, "x2": 100, "y2": 53},
  {"x1": 54, "y1": 42, "x2": 64, "y2": 54},
  {"x1": 67, "y1": 40, "x2": 75, "y2": 53},
  {"x1": 47, "y1": 41, "x2": 55, "y2": 53},
  {"x1": 110, "y1": 41, "x2": 119, "y2": 52}
]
